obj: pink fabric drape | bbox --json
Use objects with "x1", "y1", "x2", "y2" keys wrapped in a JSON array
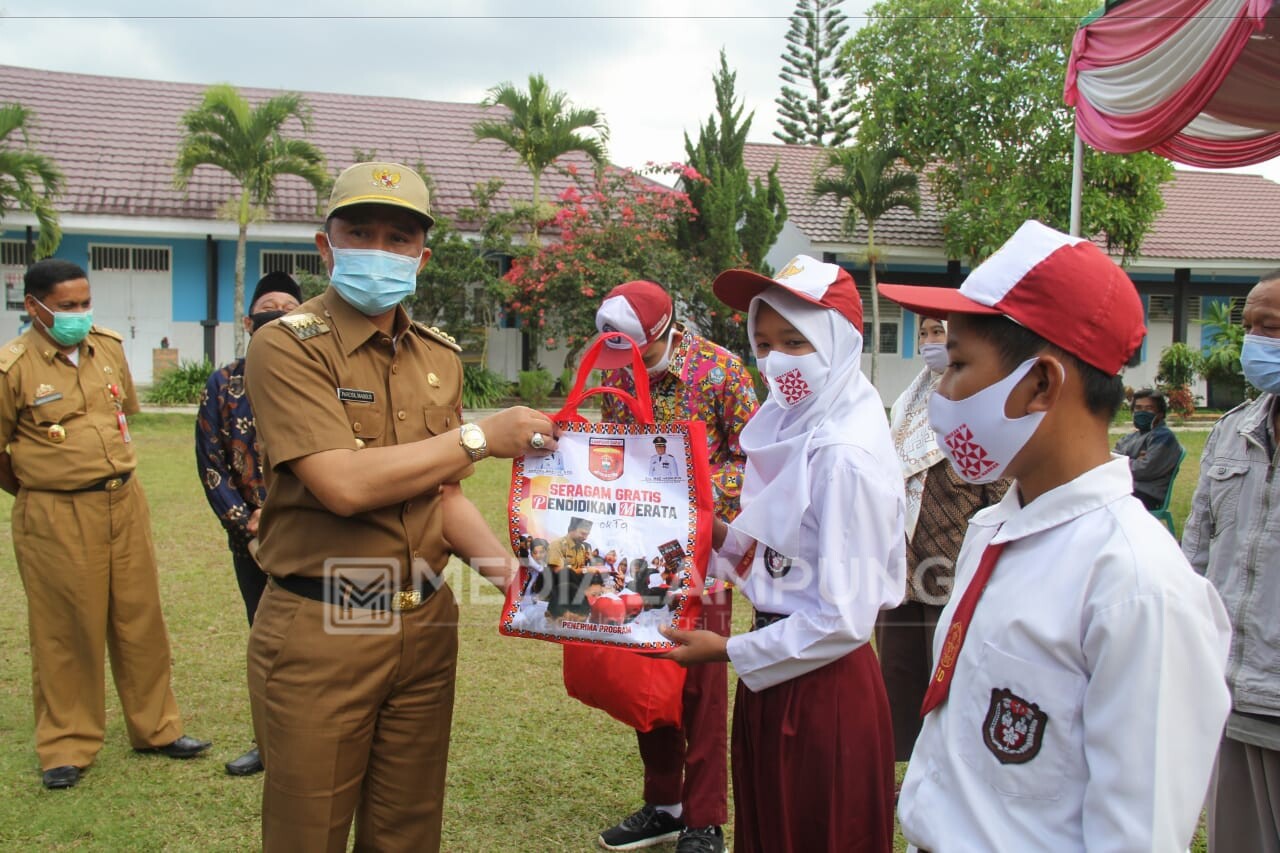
[{"x1": 1065, "y1": 0, "x2": 1280, "y2": 166}]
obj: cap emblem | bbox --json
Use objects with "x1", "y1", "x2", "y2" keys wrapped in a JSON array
[
  {"x1": 776, "y1": 259, "x2": 804, "y2": 279},
  {"x1": 372, "y1": 168, "x2": 401, "y2": 190}
]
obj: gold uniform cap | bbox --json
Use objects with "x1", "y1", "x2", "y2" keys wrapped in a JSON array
[{"x1": 326, "y1": 162, "x2": 435, "y2": 230}]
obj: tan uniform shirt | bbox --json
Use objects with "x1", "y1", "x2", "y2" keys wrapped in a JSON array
[
  {"x1": 244, "y1": 288, "x2": 469, "y2": 581},
  {"x1": 546, "y1": 535, "x2": 589, "y2": 573},
  {"x1": 0, "y1": 326, "x2": 139, "y2": 490}
]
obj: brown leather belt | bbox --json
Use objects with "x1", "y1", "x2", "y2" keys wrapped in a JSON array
[
  {"x1": 272, "y1": 573, "x2": 439, "y2": 612},
  {"x1": 39, "y1": 472, "x2": 132, "y2": 494}
]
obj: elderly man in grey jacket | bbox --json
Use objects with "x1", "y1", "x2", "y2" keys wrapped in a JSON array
[{"x1": 1183, "y1": 268, "x2": 1280, "y2": 853}]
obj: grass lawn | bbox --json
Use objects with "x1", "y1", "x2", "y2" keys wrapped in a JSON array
[{"x1": 0, "y1": 415, "x2": 1212, "y2": 851}]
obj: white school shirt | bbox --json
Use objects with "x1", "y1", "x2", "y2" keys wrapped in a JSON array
[
  {"x1": 898, "y1": 457, "x2": 1231, "y2": 853},
  {"x1": 710, "y1": 443, "x2": 906, "y2": 692}
]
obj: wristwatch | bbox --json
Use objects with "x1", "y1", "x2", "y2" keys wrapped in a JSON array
[{"x1": 458, "y1": 422, "x2": 489, "y2": 461}]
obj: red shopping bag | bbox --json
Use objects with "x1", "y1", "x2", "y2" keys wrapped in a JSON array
[{"x1": 500, "y1": 333, "x2": 715, "y2": 729}]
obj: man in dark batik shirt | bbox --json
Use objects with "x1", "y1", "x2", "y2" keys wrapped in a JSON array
[{"x1": 195, "y1": 271, "x2": 300, "y2": 776}]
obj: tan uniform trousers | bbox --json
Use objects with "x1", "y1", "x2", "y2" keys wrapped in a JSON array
[
  {"x1": 248, "y1": 579, "x2": 460, "y2": 853},
  {"x1": 12, "y1": 477, "x2": 183, "y2": 770}
]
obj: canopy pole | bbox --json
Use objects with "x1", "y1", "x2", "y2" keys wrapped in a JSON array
[{"x1": 1069, "y1": 129, "x2": 1084, "y2": 237}]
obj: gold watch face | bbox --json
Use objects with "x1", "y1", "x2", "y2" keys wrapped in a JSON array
[{"x1": 461, "y1": 424, "x2": 485, "y2": 450}]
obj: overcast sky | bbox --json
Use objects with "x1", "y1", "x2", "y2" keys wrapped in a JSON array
[{"x1": 2, "y1": 0, "x2": 1277, "y2": 184}]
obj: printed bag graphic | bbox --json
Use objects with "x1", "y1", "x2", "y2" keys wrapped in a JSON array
[{"x1": 500, "y1": 333, "x2": 713, "y2": 651}]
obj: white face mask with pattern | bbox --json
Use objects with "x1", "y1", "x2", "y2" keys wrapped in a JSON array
[
  {"x1": 927, "y1": 357, "x2": 1048, "y2": 484},
  {"x1": 758, "y1": 350, "x2": 830, "y2": 409}
]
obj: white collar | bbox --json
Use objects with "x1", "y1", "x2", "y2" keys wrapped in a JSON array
[{"x1": 974, "y1": 456, "x2": 1134, "y2": 544}]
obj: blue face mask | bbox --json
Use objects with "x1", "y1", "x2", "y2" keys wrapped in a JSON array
[
  {"x1": 1241, "y1": 334, "x2": 1280, "y2": 395},
  {"x1": 1133, "y1": 410, "x2": 1156, "y2": 432},
  {"x1": 326, "y1": 239, "x2": 422, "y2": 316},
  {"x1": 34, "y1": 297, "x2": 94, "y2": 346}
]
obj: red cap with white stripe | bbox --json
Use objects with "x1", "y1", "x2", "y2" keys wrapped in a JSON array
[
  {"x1": 713, "y1": 255, "x2": 863, "y2": 329},
  {"x1": 591, "y1": 281, "x2": 674, "y2": 369},
  {"x1": 878, "y1": 220, "x2": 1145, "y2": 375}
]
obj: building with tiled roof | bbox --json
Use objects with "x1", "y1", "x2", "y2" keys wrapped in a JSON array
[
  {"x1": 744, "y1": 141, "x2": 1280, "y2": 402},
  {"x1": 0, "y1": 64, "x2": 599, "y2": 379}
]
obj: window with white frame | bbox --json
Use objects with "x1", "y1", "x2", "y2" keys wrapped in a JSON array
[
  {"x1": 1147, "y1": 294, "x2": 1174, "y2": 322},
  {"x1": 2, "y1": 241, "x2": 25, "y2": 310},
  {"x1": 1202, "y1": 296, "x2": 1245, "y2": 325},
  {"x1": 856, "y1": 279, "x2": 901, "y2": 354},
  {"x1": 89, "y1": 245, "x2": 171, "y2": 272},
  {"x1": 261, "y1": 250, "x2": 324, "y2": 277}
]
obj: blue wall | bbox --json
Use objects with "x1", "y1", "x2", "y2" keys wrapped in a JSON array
[{"x1": 4, "y1": 229, "x2": 316, "y2": 323}]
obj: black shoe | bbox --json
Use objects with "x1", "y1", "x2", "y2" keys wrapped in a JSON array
[
  {"x1": 225, "y1": 746, "x2": 263, "y2": 776},
  {"x1": 42, "y1": 765, "x2": 80, "y2": 789},
  {"x1": 136, "y1": 734, "x2": 212, "y2": 759},
  {"x1": 676, "y1": 826, "x2": 725, "y2": 853},
  {"x1": 598, "y1": 805, "x2": 685, "y2": 850}
]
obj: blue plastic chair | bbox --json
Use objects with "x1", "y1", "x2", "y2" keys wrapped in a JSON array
[{"x1": 1150, "y1": 447, "x2": 1187, "y2": 536}]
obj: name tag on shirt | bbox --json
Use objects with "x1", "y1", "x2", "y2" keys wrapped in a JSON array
[
  {"x1": 337, "y1": 388, "x2": 376, "y2": 404},
  {"x1": 33, "y1": 392, "x2": 64, "y2": 406}
]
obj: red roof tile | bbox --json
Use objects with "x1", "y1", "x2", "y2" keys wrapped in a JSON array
[
  {"x1": 0, "y1": 64, "x2": 604, "y2": 229},
  {"x1": 1139, "y1": 171, "x2": 1280, "y2": 261},
  {"x1": 743, "y1": 142, "x2": 943, "y2": 248},
  {"x1": 744, "y1": 141, "x2": 1280, "y2": 263}
]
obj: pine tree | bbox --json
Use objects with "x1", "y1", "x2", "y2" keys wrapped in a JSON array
[
  {"x1": 774, "y1": 0, "x2": 856, "y2": 147},
  {"x1": 677, "y1": 51, "x2": 787, "y2": 355}
]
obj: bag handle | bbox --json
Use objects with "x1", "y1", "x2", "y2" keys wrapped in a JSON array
[{"x1": 554, "y1": 332, "x2": 655, "y2": 425}]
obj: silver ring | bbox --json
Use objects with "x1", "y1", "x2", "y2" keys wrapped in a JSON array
[{"x1": 530, "y1": 432, "x2": 546, "y2": 450}]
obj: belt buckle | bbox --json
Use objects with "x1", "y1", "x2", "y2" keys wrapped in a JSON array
[
  {"x1": 104, "y1": 477, "x2": 124, "y2": 492},
  {"x1": 392, "y1": 589, "x2": 423, "y2": 612}
]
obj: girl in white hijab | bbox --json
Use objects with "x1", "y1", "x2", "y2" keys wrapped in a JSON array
[
  {"x1": 661, "y1": 256, "x2": 905, "y2": 853},
  {"x1": 878, "y1": 317, "x2": 1010, "y2": 765}
]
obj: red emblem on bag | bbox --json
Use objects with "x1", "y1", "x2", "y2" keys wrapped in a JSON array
[
  {"x1": 943, "y1": 425, "x2": 998, "y2": 480},
  {"x1": 775, "y1": 368, "x2": 812, "y2": 405},
  {"x1": 982, "y1": 688, "x2": 1049, "y2": 765},
  {"x1": 588, "y1": 437, "x2": 626, "y2": 481}
]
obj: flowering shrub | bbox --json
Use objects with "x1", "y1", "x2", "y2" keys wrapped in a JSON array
[{"x1": 504, "y1": 164, "x2": 706, "y2": 365}]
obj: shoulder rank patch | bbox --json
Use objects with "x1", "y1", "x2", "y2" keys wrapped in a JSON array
[
  {"x1": 414, "y1": 322, "x2": 462, "y2": 352},
  {"x1": 90, "y1": 325, "x2": 125, "y2": 342},
  {"x1": 0, "y1": 340, "x2": 27, "y2": 374},
  {"x1": 279, "y1": 313, "x2": 331, "y2": 341}
]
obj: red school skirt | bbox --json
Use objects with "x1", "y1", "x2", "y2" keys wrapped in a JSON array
[{"x1": 732, "y1": 643, "x2": 895, "y2": 853}]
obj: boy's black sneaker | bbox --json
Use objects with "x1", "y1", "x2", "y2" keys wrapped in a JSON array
[
  {"x1": 676, "y1": 825, "x2": 725, "y2": 853},
  {"x1": 598, "y1": 805, "x2": 685, "y2": 850}
]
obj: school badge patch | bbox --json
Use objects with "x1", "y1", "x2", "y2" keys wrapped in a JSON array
[
  {"x1": 763, "y1": 546, "x2": 792, "y2": 578},
  {"x1": 982, "y1": 688, "x2": 1048, "y2": 765}
]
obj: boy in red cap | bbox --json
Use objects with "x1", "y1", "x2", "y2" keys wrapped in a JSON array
[
  {"x1": 880, "y1": 220, "x2": 1231, "y2": 852},
  {"x1": 591, "y1": 280, "x2": 757, "y2": 853}
]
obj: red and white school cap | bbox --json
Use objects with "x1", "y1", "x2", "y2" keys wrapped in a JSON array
[
  {"x1": 592, "y1": 281, "x2": 674, "y2": 369},
  {"x1": 713, "y1": 255, "x2": 863, "y2": 329},
  {"x1": 878, "y1": 221, "x2": 1145, "y2": 375}
]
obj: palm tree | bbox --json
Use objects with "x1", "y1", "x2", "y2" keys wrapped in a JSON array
[
  {"x1": 0, "y1": 103, "x2": 64, "y2": 259},
  {"x1": 174, "y1": 84, "x2": 329, "y2": 357},
  {"x1": 472, "y1": 74, "x2": 609, "y2": 244},
  {"x1": 813, "y1": 145, "x2": 920, "y2": 385}
]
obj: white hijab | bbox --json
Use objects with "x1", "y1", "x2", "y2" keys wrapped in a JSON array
[
  {"x1": 890, "y1": 366, "x2": 945, "y2": 538},
  {"x1": 733, "y1": 287, "x2": 895, "y2": 557}
]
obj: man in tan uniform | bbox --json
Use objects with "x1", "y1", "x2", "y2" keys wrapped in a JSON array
[
  {"x1": 546, "y1": 516, "x2": 592, "y2": 572},
  {"x1": 244, "y1": 161, "x2": 557, "y2": 852},
  {"x1": 0, "y1": 259, "x2": 210, "y2": 790}
]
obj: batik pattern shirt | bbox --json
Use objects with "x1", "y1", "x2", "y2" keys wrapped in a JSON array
[
  {"x1": 196, "y1": 358, "x2": 264, "y2": 553},
  {"x1": 600, "y1": 327, "x2": 757, "y2": 521}
]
